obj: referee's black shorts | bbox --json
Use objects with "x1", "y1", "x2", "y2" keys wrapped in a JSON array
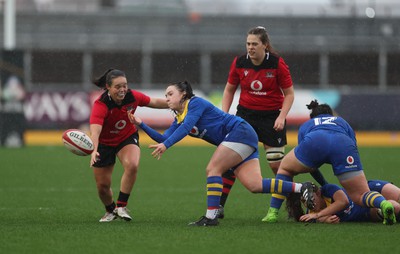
[{"x1": 236, "y1": 104, "x2": 287, "y2": 147}]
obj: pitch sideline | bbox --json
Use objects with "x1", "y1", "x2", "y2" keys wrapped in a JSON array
[{"x1": 25, "y1": 130, "x2": 400, "y2": 147}]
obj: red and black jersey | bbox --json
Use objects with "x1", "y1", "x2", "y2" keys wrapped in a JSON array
[
  {"x1": 227, "y1": 53, "x2": 293, "y2": 111},
  {"x1": 90, "y1": 89, "x2": 150, "y2": 146}
]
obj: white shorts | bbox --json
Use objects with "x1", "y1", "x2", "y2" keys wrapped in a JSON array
[{"x1": 221, "y1": 141, "x2": 255, "y2": 160}]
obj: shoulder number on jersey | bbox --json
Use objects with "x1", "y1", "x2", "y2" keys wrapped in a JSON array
[{"x1": 314, "y1": 117, "x2": 337, "y2": 126}]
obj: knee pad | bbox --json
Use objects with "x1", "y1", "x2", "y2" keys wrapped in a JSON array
[{"x1": 266, "y1": 147, "x2": 285, "y2": 163}]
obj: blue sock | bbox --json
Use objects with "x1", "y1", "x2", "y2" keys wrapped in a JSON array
[
  {"x1": 261, "y1": 178, "x2": 295, "y2": 194},
  {"x1": 207, "y1": 176, "x2": 223, "y2": 210},
  {"x1": 266, "y1": 174, "x2": 293, "y2": 209},
  {"x1": 362, "y1": 191, "x2": 385, "y2": 208}
]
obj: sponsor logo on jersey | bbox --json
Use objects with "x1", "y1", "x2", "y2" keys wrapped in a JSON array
[
  {"x1": 250, "y1": 80, "x2": 263, "y2": 91},
  {"x1": 189, "y1": 126, "x2": 207, "y2": 139},
  {"x1": 345, "y1": 155, "x2": 358, "y2": 169},
  {"x1": 190, "y1": 126, "x2": 199, "y2": 136},
  {"x1": 346, "y1": 156, "x2": 354, "y2": 164},
  {"x1": 249, "y1": 80, "x2": 267, "y2": 96},
  {"x1": 343, "y1": 202, "x2": 354, "y2": 215},
  {"x1": 115, "y1": 120, "x2": 127, "y2": 130}
]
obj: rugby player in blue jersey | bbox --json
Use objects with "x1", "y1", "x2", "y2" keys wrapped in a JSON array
[
  {"x1": 286, "y1": 180, "x2": 400, "y2": 223},
  {"x1": 267, "y1": 100, "x2": 396, "y2": 225},
  {"x1": 128, "y1": 81, "x2": 315, "y2": 226}
]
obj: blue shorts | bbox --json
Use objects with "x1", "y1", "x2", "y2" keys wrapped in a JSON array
[
  {"x1": 368, "y1": 180, "x2": 390, "y2": 193},
  {"x1": 224, "y1": 121, "x2": 259, "y2": 170},
  {"x1": 294, "y1": 130, "x2": 363, "y2": 175}
]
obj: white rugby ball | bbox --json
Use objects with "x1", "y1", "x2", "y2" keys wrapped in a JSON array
[{"x1": 62, "y1": 129, "x2": 94, "y2": 156}]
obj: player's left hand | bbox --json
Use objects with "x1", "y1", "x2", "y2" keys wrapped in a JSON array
[
  {"x1": 324, "y1": 215, "x2": 340, "y2": 224},
  {"x1": 149, "y1": 143, "x2": 167, "y2": 160},
  {"x1": 299, "y1": 213, "x2": 318, "y2": 222},
  {"x1": 127, "y1": 110, "x2": 142, "y2": 125},
  {"x1": 273, "y1": 117, "x2": 285, "y2": 131},
  {"x1": 90, "y1": 150, "x2": 100, "y2": 167}
]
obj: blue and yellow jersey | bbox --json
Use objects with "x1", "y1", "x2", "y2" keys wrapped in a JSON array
[
  {"x1": 320, "y1": 184, "x2": 371, "y2": 222},
  {"x1": 297, "y1": 114, "x2": 357, "y2": 145},
  {"x1": 139, "y1": 96, "x2": 258, "y2": 149},
  {"x1": 294, "y1": 114, "x2": 363, "y2": 175}
]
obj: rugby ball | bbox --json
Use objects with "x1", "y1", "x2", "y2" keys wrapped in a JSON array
[{"x1": 62, "y1": 129, "x2": 94, "y2": 156}]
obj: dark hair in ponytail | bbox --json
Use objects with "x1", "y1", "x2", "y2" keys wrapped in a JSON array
[
  {"x1": 285, "y1": 193, "x2": 305, "y2": 222},
  {"x1": 92, "y1": 69, "x2": 126, "y2": 89},
  {"x1": 306, "y1": 100, "x2": 333, "y2": 118}
]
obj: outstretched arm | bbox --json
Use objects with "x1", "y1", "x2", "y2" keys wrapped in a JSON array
[
  {"x1": 140, "y1": 121, "x2": 179, "y2": 143},
  {"x1": 147, "y1": 97, "x2": 168, "y2": 109},
  {"x1": 128, "y1": 110, "x2": 177, "y2": 143}
]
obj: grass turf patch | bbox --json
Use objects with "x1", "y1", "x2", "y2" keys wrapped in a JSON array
[{"x1": 1, "y1": 146, "x2": 400, "y2": 254}]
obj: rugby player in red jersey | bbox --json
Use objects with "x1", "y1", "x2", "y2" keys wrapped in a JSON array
[
  {"x1": 219, "y1": 26, "x2": 327, "y2": 222},
  {"x1": 89, "y1": 69, "x2": 167, "y2": 222}
]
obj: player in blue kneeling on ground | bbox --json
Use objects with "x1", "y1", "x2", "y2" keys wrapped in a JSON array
[
  {"x1": 266, "y1": 99, "x2": 396, "y2": 225},
  {"x1": 286, "y1": 180, "x2": 400, "y2": 223},
  {"x1": 128, "y1": 81, "x2": 315, "y2": 226}
]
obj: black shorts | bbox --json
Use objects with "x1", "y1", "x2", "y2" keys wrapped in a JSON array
[
  {"x1": 92, "y1": 132, "x2": 140, "y2": 168},
  {"x1": 236, "y1": 104, "x2": 287, "y2": 147}
]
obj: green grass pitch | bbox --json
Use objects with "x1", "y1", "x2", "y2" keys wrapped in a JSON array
[{"x1": 1, "y1": 145, "x2": 399, "y2": 254}]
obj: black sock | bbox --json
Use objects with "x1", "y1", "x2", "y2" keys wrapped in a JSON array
[
  {"x1": 310, "y1": 168, "x2": 328, "y2": 186},
  {"x1": 105, "y1": 202, "x2": 116, "y2": 213},
  {"x1": 116, "y1": 191, "x2": 130, "y2": 207},
  {"x1": 220, "y1": 170, "x2": 236, "y2": 207}
]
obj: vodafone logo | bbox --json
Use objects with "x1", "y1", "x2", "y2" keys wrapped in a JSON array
[
  {"x1": 346, "y1": 156, "x2": 354, "y2": 164},
  {"x1": 190, "y1": 126, "x2": 199, "y2": 136},
  {"x1": 189, "y1": 126, "x2": 207, "y2": 139},
  {"x1": 250, "y1": 80, "x2": 263, "y2": 91},
  {"x1": 115, "y1": 120, "x2": 127, "y2": 130}
]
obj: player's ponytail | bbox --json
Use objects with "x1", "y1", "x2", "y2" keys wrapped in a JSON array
[
  {"x1": 285, "y1": 193, "x2": 304, "y2": 222},
  {"x1": 92, "y1": 69, "x2": 125, "y2": 89},
  {"x1": 307, "y1": 99, "x2": 333, "y2": 118}
]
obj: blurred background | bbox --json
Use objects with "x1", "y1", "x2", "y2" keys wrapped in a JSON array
[{"x1": 0, "y1": 0, "x2": 399, "y2": 147}]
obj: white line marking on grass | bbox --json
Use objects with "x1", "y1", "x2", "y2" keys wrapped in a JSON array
[
  {"x1": 0, "y1": 207, "x2": 54, "y2": 210},
  {"x1": 0, "y1": 187, "x2": 93, "y2": 192},
  {"x1": 0, "y1": 187, "x2": 200, "y2": 192}
]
